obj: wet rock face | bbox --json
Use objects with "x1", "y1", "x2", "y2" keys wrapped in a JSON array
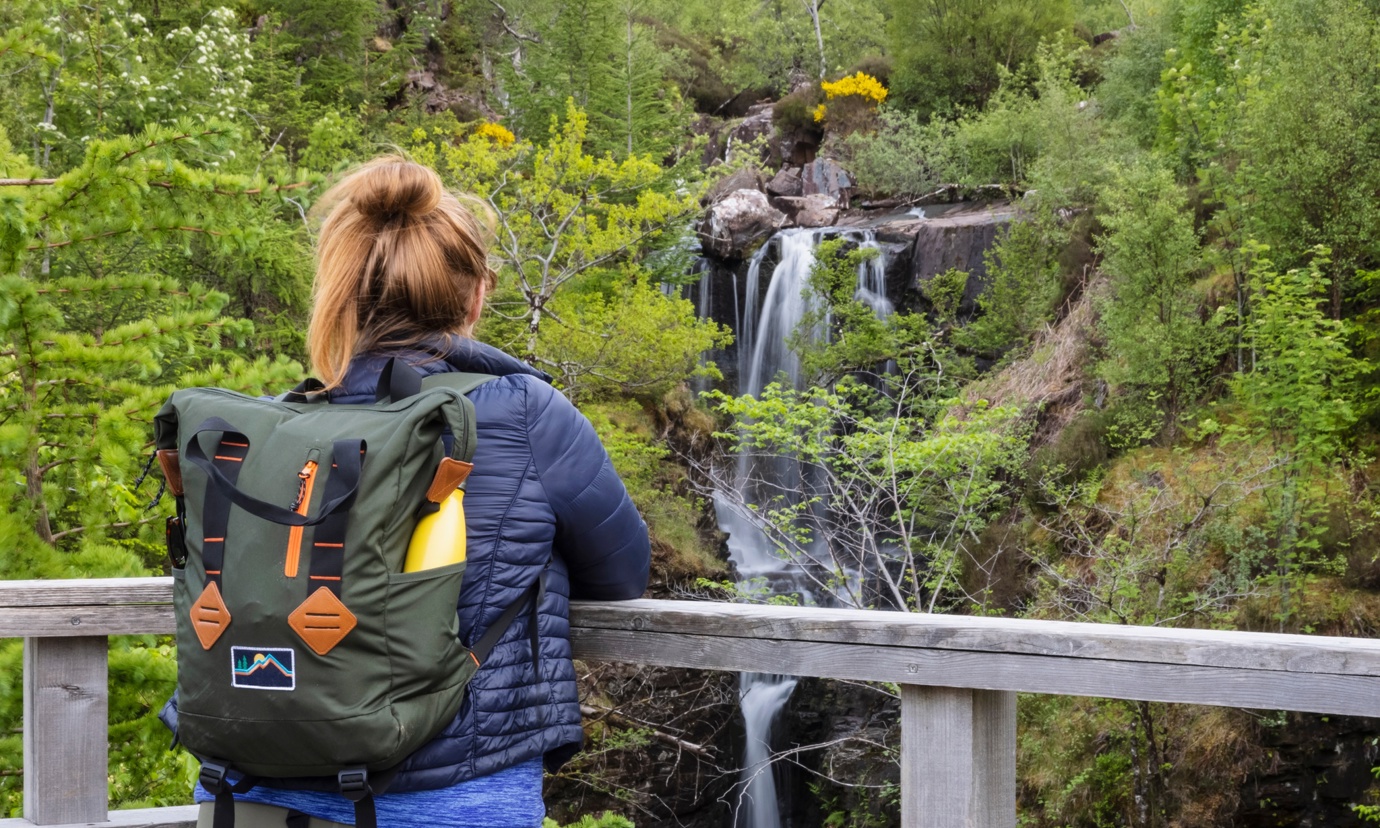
[
  {"x1": 800, "y1": 158, "x2": 854, "y2": 205},
  {"x1": 875, "y1": 202, "x2": 1018, "y2": 318},
  {"x1": 703, "y1": 166, "x2": 766, "y2": 206},
  {"x1": 1237, "y1": 713, "x2": 1380, "y2": 828},
  {"x1": 698, "y1": 189, "x2": 788, "y2": 261},
  {"x1": 783, "y1": 677, "x2": 901, "y2": 827},
  {"x1": 765, "y1": 167, "x2": 803, "y2": 198},
  {"x1": 728, "y1": 103, "x2": 775, "y2": 165},
  {"x1": 775, "y1": 193, "x2": 840, "y2": 228}
]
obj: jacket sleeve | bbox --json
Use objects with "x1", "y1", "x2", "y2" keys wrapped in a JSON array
[{"x1": 525, "y1": 379, "x2": 651, "y2": 600}]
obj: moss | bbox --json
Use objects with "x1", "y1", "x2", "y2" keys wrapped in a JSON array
[{"x1": 582, "y1": 398, "x2": 726, "y2": 591}]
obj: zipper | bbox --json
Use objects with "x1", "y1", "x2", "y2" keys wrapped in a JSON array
[{"x1": 285, "y1": 456, "x2": 319, "y2": 578}]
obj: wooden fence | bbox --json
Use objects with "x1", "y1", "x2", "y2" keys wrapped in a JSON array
[{"x1": 3, "y1": 578, "x2": 1380, "y2": 828}]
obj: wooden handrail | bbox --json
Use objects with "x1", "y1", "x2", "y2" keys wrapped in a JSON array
[{"x1": 3, "y1": 578, "x2": 1380, "y2": 827}]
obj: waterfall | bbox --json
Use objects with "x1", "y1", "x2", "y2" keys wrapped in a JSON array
[{"x1": 711, "y1": 226, "x2": 889, "y2": 828}]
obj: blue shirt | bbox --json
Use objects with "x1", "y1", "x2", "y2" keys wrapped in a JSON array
[{"x1": 194, "y1": 758, "x2": 545, "y2": 827}]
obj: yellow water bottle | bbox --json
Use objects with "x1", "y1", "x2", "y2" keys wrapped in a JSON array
[{"x1": 404, "y1": 488, "x2": 467, "y2": 572}]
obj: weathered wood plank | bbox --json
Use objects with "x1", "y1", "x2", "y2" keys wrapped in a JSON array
[
  {"x1": 5, "y1": 583, "x2": 1380, "y2": 682},
  {"x1": 0, "y1": 580, "x2": 171, "y2": 608},
  {"x1": 571, "y1": 600, "x2": 1380, "y2": 677},
  {"x1": 904, "y1": 686, "x2": 972, "y2": 828},
  {"x1": 0, "y1": 804, "x2": 197, "y2": 828},
  {"x1": 570, "y1": 628, "x2": 1380, "y2": 716},
  {"x1": 973, "y1": 690, "x2": 1017, "y2": 828},
  {"x1": 0, "y1": 607, "x2": 174, "y2": 639},
  {"x1": 23, "y1": 638, "x2": 107, "y2": 825},
  {"x1": 902, "y1": 687, "x2": 1015, "y2": 828}
]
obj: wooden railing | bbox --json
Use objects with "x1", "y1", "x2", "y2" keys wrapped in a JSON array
[{"x1": 4, "y1": 578, "x2": 1380, "y2": 828}]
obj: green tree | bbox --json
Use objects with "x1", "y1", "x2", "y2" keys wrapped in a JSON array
[
  {"x1": 1219, "y1": 245, "x2": 1368, "y2": 627},
  {"x1": 1094, "y1": 161, "x2": 1220, "y2": 442},
  {"x1": 0, "y1": 122, "x2": 304, "y2": 811},
  {"x1": 414, "y1": 102, "x2": 716, "y2": 392},
  {"x1": 887, "y1": 0, "x2": 1073, "y2": 117}
]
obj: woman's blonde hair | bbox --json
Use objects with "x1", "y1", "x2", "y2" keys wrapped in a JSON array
[{"x1": 307, "y1": 156, "x2": 497, "y2": 388}]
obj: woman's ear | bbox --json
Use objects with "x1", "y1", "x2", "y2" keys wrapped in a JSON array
[{"x1": 464, "y1": 284, "x2": 485, "y2": 330}]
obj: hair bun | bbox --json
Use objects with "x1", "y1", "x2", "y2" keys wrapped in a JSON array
[{"x1": 351, "y1": 160, "x2": 443, "y2": 222}]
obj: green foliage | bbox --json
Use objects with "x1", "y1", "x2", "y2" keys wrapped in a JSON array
[
  {"x1": 712, "y1": 380, "x2": 1028, "y2": 612},
  {"x1": 887, "y1": 0, "x2": 1074, "y2": 117},
  {"x1": 1227, "y1": 245, "x2": 1364, "y2": 467},
  {"x1": 416, "y1": 101, "x2": 712, "y2": 389},
  {"x1": 643, "y1": 0, "x2": 887, "y2": 94},
  {"x1": 584, "y1": 400, "x2": 724, "y2": 578},
  {"x1": 772, "y1": 82, "x2": 826, "y2": 142},
  {"x1": 540, "y1": 279, "x2": 729, "y2": 402},
  {"x1": 1094, "y1": 160, "x2": 1221, "y2": 440},
  {"x1": 543, "y1": 811, "x2": 636, "y2": 828},
  {"x1": 1214, "y1": 246, "x2": 1370, "y2": 626},
  {"x1": 0, "y1": 122, "x2": 307, "y2": 809},
  {"x1": 846, "y1": 48, "x2": 1113, "y2": 199},
  {"x1": 711, "y1": 240, "x2": 1026, "y2": 612},
  {"x1": 922, "y1": 267, "x2": 968, "y2": 322},
  {"x1": 497, "y1": 0, "x2": 689, "y2": 157},
  {"x1": 957, "y1": 208, "x2": 1067, "y2": 356}
]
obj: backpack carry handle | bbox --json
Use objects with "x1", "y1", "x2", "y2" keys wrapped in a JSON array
[
  {"x1": 184, "y1": 418, "x2": 364, "y2": 527},
  {"x1": 376, "y1": 358, "x2": 493, "y2": 464}
]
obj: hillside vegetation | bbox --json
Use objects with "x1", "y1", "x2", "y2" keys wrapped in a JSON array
[{"x1": 2, "y1": 0, "x2": 1380, "y2": 824}]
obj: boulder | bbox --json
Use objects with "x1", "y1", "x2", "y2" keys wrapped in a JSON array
[
  {"x1": 775, "y1": 193, "x2": 839, "y2": 228},
  {"x1": 701, "y1": 166, "x2": 764, "y2": 207},
  {"x1": 697, "y1": 189, "x2": 787, "y2": 261},
  {"x1": 727, "y1": 103, "x2": 774, "y2": 163},
  {"x1": 800, "y1": 158, "x2": 854, "y2": 205},
  {"x1": 765, "y1": 166, "x2": 803, "y2": 198}
]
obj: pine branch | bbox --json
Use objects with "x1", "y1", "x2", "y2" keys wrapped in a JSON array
[
  {"x1": 50, "y1": 517, "x2": 160, "y2": 542},
  {"x1": 41, "y1": 130, "x2": 222, "y2": 221},
  {"x1": 29, "y1": 224, "x2": 226, "y2": 250},
  {"x1": 143, "y1": 180, "x2": 311, "y2": 197},
  {"x1": 3, "y1": 178, "x2": 310, "y2": 196}
]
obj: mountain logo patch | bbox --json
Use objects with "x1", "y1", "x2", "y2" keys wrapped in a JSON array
[{"x1": 231, "y1": 646, "x2": 295, "y2": 691}]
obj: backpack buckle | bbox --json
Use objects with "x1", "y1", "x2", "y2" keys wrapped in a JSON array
[
  {"x1": 337, "y1": 768, "x2": 371, "y2": 802},
  {"x1": 199, "y1": 760, "x2": 230, "y2": 794}
]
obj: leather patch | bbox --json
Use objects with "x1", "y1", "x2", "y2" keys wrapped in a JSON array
[
  {"x1": 289, "y1": 587, "x2": 358, "y2": 656},
  {"x1": 157, "y1": 449, "x2": 184, "y2": 497},
  {"x1": 191, "y1": 581, "x2": 231, "y2": 650},
  {"x1": 425, "y1": 457, "x2": 473, "y2": 503}
]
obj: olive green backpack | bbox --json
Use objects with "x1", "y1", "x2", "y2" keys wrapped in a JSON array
[{"x1": 154, "y1": 361, "x2": 532, "y2": 828}]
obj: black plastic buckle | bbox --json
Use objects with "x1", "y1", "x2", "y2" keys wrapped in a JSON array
[
  {"x1": 200, "y1": 760, "x2": 229, "y2": 794},
  {"x1": 337, "y1": 768, "x2": 371, "y2": 802}
]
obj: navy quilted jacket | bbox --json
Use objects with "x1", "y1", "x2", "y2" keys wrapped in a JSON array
[{"x1": 328, "y1": 337, "x2": 651, "y2": 791}]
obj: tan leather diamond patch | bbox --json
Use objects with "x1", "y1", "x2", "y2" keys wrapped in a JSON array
[
  {"x1": 289, "y1": 587, "x2": 357, "y2": 656},
  {"x1": 191, "y1": 581, "x2": 231, "y2": 650}
]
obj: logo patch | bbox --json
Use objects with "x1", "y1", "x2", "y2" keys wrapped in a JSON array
[{"x1": 231, "y1": 646, "x2": 295, "y2": 691}]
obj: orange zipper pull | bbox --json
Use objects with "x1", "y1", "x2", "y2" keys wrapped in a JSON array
[{"x1": 285, "y1": 460, "x2": 319, "y2": 578}]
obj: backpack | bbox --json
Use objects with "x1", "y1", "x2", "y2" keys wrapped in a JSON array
[{"x1": 154, "y1": 360, "x2": 534, "y2": 828}]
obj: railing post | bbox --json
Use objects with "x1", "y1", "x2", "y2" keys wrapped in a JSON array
[
  {"x1": 23, "y1": 636, "x2": 108, "y2": 825},
  {"x1": 901, "y1": 685, "x2": 1016, "y2": 828}
]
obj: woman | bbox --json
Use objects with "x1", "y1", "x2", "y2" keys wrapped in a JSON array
[{"x1": 194, "y1": 157, "x2": 652, "y2": 827}]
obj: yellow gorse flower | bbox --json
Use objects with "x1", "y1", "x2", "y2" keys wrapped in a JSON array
[
  {"x1": 812, "y1": 103, "x2": 828, "y2": 123},
  {"x1": 820, "y1": 72, "x2": 888, "y2": 104},
  {"x1": 474, "y1": 121, "x2": 516, "y2": 146}
]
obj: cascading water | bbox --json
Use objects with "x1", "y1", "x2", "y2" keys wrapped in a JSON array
[{"x1": 711, "y1": 225, "x2": 891, "y2": 828}]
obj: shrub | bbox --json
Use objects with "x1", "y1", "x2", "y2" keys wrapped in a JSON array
[
  {"x1": 772, "y1": 82, "x2": 826, "y2": 141},
  {"x1": 814, "y1": 71, "x2": 888, "y2": 135}
]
